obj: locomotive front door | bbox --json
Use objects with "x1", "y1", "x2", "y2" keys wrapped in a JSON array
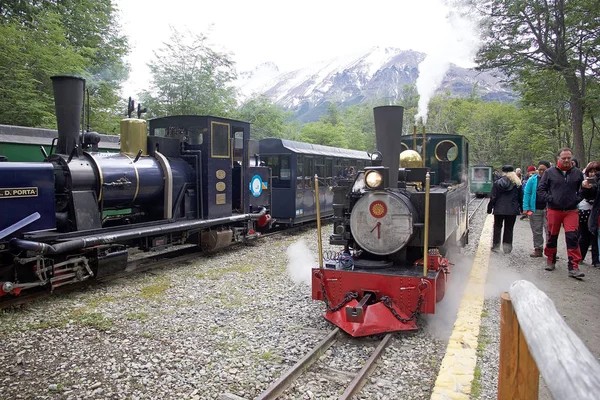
[{"x1": 207, "y1": 121, "x2": 232, "y2": 219}]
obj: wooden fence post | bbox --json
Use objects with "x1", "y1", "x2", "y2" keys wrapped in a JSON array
[{"x1": 498, "y1": 292, "x2": 539, "y2": 400}]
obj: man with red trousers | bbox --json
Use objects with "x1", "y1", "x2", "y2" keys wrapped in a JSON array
[{"x1": 537, "y1": 148, "x2": 585, "y2": 279}]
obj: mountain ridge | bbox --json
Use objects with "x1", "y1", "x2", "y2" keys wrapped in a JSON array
[{"x1": 235, "y1": 47, "x2": 515, "y2": 122}]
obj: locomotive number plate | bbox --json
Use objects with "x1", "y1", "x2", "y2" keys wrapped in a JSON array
[
  {"x1": 216, "y1": 193, "x2": 226, "y2": 205},
  {"x1": 0, "y1": 187, "x2": 38, "y2": 198}
]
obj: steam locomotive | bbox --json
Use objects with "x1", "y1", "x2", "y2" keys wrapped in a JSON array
[
  {"x1": 0, "y1": 76, "x2": 272, "y2": 297},
  {"x1": 311, "y1": 105, "x2": 469, "y2": 337}
]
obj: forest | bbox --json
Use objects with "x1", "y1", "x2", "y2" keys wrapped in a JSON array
[{"x1": 0, "y1": 0, "x2": 599, "y2": 167}]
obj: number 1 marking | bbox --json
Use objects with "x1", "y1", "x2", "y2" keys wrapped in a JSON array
[{"x1": 370, "y1": 221, "x2": 381, "y2": 239}]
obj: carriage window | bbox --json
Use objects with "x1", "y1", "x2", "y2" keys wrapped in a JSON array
[
  {"x1": 315, "y1": 157, "x2": 325, "y2": 187},
  {"x1": 297, "y1": 156, "x2": 304, "y2": 189},
  {"x1": 211, "y1": 122, "x2": 230, "y2": 158},
  {"x1": 334, "y1": 158, "x2": 343, "y2": 177},
  {"x1": 325, "y1": 158, "x2": 333, "y2": 184},
  {"x1": 305, "y1": 157, "x2": 314, "y2": 189},
  {"x1": 264, "y1": 155, "x2": 290, "y2": 189},
  {"x1": 153, "y1": 128, "x2": 166, "y2": 137}
]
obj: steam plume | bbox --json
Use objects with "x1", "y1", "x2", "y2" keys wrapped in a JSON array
[{"x1": 415, "y1": 1, "x2": 483, "y2": 125}]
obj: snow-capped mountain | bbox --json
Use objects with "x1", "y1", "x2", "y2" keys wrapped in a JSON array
[{"x1": 235, "y1": 47, "x2": 515, "y2": 122}]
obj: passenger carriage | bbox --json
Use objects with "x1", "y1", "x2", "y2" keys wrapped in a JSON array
[{"x1": 259, "y1": 138, "x2": 370, "y2": 225}]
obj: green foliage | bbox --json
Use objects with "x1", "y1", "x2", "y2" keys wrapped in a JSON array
[
  {"x1": 0, "y1": 1, "x2": 129, "y2": 133},
  {"x1": 235, "y1": 95, "x2": 293, "y2": 139},
  {"x1": 0, "y1": 13, "x2": 87, "y2": 127},
  {"x1": 476, "y1": 0, "x2": 600, "y2": 164},
  {"x1": 298, "y1": 121, "x2": 347, "y2": 148},
  {"x1": 139, "y1": 28, "x2": 237, "y2": 118}
]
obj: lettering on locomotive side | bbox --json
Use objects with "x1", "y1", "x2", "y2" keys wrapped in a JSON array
[{"x1": 0, "y1": 187, "x2": 39, "y2": 198}]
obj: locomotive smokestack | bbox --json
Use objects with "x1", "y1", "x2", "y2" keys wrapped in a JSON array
[
  {"x1": 51, "y1": 75, "x2": 85, "y2": 156},
  {"x1": 373, "y1": 105, "x2": 404, "y2": 188}
]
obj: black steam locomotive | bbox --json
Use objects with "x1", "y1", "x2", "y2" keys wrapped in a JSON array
[
  {"x1": 311, "y1": 106, "x2": 470, "y2": 337},
  {"x1": 0, "y1": 76, "x2": 271, "y2": 297}
]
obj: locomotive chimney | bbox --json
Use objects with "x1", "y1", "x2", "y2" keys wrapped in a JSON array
[
  {"x1": 373, "y1": 105, "x2": 404, "y2": 188},
  {"x1": 51, "y1": 75, "x2": 85, "y2": 157}
]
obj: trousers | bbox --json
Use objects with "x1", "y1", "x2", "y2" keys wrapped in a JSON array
[
  {"x1": 493, "y1": 215, "x2": 517, "y2": 247},
  {"x1": 545, "y1": 208, "x2": 581, "y2": 270},
  {"x1": 529, "y1": 209, "x2": 547, "y2": 249}
]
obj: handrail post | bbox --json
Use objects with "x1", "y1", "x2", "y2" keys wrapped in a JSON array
[{"x1": 498, "y1": 292, "x2": 539, "y2": 399}]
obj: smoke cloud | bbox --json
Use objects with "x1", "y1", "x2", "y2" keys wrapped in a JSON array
[
  {"x1": 286, "y1": 240, "x2": 316, "y2": 286},
  {"x1": 415, "y1": 1, "x2": 483, "y2": 125}
]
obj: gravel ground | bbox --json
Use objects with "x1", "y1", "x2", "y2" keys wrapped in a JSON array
[
  {"x1": 0, "y1": 203, "x2": 489, "y2": 400},
  {"x1": 473, "y1": 208, "x2": 600, "y2": 400}
]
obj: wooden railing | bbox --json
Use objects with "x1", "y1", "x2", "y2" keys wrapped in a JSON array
[{"x1": 498, "y1": 280, "x2": 600, "y2": 399}]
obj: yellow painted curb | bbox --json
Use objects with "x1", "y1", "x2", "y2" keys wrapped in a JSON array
[{"x1": 430, "y1": 214, "x2": 494, "y2": 400}]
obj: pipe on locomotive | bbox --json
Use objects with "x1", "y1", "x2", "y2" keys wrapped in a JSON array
[
  {"x1": 10, "y1": 208, "x2": 267, "y2": 255},
  {"x1": 51, "y1": 75, "x2": 85, "y2": 157}
]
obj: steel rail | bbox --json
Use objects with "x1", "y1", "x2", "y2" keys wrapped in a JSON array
[
  {"x1": 469, "y1": 197, "x2": 487, "y2": 222},
  {"x1": 257, "y1": 328, "x2": 340, "y2": 400},
  {"x1": 339, "y1": 333, "x2": 393, "y2": 399}
]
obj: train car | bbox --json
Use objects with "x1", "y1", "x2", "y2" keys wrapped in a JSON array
[
  {"x1": 470, "y1": 165, "x2": 493, "y2": 197},
  {"x1": 259, "y1": 138, "x2": 370, "y2": 225},
  {"x1": 311, "y1": 105, "x2": 469, "y2": 337},
  {"x1": 0, "y1": 75, "x2": 270, "y2": 298},
  {"x1": 0, "y1": 124, "x2": 120, "y2": 162}
]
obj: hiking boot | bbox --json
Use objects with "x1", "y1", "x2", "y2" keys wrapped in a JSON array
[
  {"x1": 568, "y1": 269, "x2": 585, "y2": 279},
  {"x1": 594, "y1": 264, "x2": 600, "y2": 269},
  {"x1": 503, "y1": 244, "x2": 513, "y2": 254},
  {"x1": 491, "y1": 245, "x2": 500, "y2": 252},
  {"x1": 545, "y1": 261, "x2": 556, "y2": 271},
  {"x1": 530, "y1": 248, "x2": 543, "y2": 257}
]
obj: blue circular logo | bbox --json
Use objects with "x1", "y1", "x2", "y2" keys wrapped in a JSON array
[{"x1": 250, "y1": 175, "x2": 263, "y2": 197}]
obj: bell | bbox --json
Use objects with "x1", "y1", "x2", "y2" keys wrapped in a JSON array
[{"x1": 400, "y1": 150, "x2": 423, "y2": 168}]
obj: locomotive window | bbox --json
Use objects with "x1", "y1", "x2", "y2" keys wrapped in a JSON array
[
  {"x1": 434, "y1": 140, "x2": 459, "y2": 162},
  {"x1": 211, "y1": 122, "x2": 230, "y2": 158},
  {"x1": 154, "y1": 128, "x2": 166, "y2": 137},
  {"x1": 297, "y1": 155, "x2": 304, "y2": 189}
]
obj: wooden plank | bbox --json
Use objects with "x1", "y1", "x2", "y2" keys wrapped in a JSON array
[
  {"x1": 509, "y1": 280, "x2": 600, "y2": 400},
  {"x1": 498, "y1": 292, "x2": 538, "y2": 399}
]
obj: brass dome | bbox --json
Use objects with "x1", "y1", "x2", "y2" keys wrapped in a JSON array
[{"x1": 400, "y1": 150, "x2": 423, "y2": 168}]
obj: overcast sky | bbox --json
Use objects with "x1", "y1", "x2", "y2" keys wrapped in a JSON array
[{"x1": 115, "y1": 0, "x2": 480, "y2": 97}]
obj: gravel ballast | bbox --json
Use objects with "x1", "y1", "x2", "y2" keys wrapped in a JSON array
[{"x1": 1, "y1": 205, "x2": 489, "y2": 400}]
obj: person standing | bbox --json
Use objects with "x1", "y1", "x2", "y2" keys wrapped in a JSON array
[
  {"x1": 578, "y1": 162, "x2": 600, "y2": 267},
  {"x1": 537, "y1": 148, "x2": 585, "y2": 278},
  {"x1": 487, "y1": 165, "x2": 523, "y2": 253},
  {"x1": 523, "y1": 161, "x2": 551, "y2": 257}
]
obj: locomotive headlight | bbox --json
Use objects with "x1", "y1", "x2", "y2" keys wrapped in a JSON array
[{"x1": 365, "y1": 170, "x2": 383, "y2": 189}]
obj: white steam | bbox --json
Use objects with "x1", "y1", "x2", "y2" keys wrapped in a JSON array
[
  {"x1": 286, "y1": 240, "x2": 316, "y2": 286},
  {"x1": 415, "y1": 1, "x2": 483, "y2": 125}
]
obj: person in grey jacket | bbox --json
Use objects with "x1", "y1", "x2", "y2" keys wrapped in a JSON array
[{"x1": 487, "y1": 165, "x2": 523, "y2": 253}]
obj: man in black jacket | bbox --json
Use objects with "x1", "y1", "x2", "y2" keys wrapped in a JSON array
[{"x1": 537, "y1": 148, "x2": 585, "y2": 279}]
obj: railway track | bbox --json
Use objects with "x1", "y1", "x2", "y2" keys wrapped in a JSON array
[
  {"x1": 256, "y1": 328, "x2": 393, "y2": 400},
  {"x1": 468, "y1": 196, "x2": 488, "y2": 221}
]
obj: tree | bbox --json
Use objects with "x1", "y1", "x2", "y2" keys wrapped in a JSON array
[
  {"x1": 298, "y1": 122, "x2": 347, "y2": 148},
  {"x1": 0, "y1": 1, "x2": 129, "y2": 133},
  {"x1": 475, "y1": 0, "x2": 600, "y2": 164},
  {"x1": 235, "y1": 96, "x2": 293, "y2": 140},
  {"x1": 0, "y1": 13, "x2": 87, "y2": 127},
  {"x1": 139, "y1": 28, "x2": 237, "y2": 118}
]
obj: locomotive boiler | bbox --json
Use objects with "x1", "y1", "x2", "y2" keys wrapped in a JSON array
[
  {"x1": 0, "y1": 76, "x2": 270, "y2": 297},
  {"x1": 311, "y1": 105, "x2": 469, "y2": 337}
]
